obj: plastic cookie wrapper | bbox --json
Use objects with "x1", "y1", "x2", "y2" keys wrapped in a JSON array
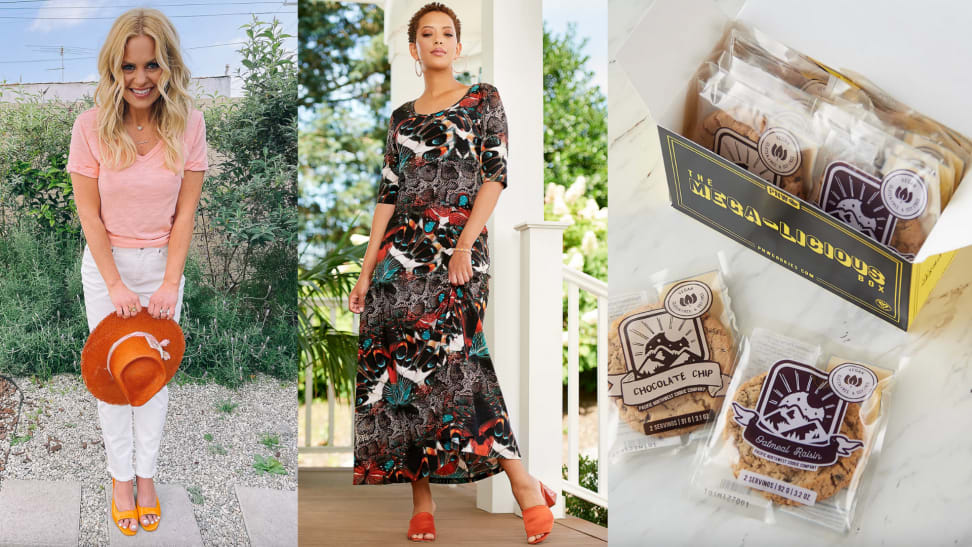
[
  {"x1": 716, "y1": 22, "x2": 970, "y2": 199},
  {"x1": 808, "y1": 103, "x2": 943, "y2": 260},
  {"x1": 607, "y1": 255, "x2": 739, "y2": 462},
  {"x1": 691, "y1": 328, "x2": 904, "y2": 532},
  {"x1": 715, "y1": 22, "x2": 875, "y2": 110},
  {"x1": 686, "y1": 61, "x2": 823, "y2": 202},
  {"x1": 838, "y1": 69, "x2": 971, "y2": 189}
]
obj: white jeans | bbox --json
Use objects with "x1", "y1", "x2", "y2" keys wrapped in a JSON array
[{"x1": 81, "y1": 245, "x2": 185, "y2": 481}]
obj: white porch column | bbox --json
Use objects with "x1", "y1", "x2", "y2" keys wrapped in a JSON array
[
  {"x1": 513, "y1": 222, "x2": 569, "y2": 519},
  {"x1": 478, "y1": 0, "x2": 546, "y2": 515}
]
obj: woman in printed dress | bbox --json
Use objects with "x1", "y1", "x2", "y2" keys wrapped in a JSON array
[{"x1": 347, "y1": 2, "x2": 556, "y2": 544}]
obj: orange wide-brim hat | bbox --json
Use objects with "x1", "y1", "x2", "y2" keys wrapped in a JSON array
[{"x1": 81, "y1": 309, "x2": 185, "y2": 406}]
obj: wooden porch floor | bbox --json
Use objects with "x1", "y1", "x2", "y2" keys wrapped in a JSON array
[{"x1": 298, "y1": 468, "x2": 607, "y2": 546}]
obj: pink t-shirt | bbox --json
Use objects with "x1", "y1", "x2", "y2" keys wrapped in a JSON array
[{"x1": 66, "y1": 107, "x2": 208, "y2": 248}]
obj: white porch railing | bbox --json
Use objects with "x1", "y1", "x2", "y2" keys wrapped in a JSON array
[
  {"x1": 299, "y1": 262, "x2": 609, "y2": 511},
  {"x1": 561, "y1": 265, "x2": 608, "y2": 509}
]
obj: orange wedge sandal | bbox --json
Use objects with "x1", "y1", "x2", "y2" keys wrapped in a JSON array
[
  {"x1": 137, "y1": 495, "x2": 161, "y2": 532},
  {"x1": 407, "y1": 511, "x2": 436, "y2": 542},
  {"x1": 522, "y1": 481, "x2": 557, "y2": 544},
  {"x1": 111, "y1": 478, "x2": 138, "y2": 537}
]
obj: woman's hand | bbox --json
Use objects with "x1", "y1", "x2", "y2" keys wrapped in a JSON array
[
  {"x1": 108, "y1": 281, "x2": 142, "y2": 319},
  {"x1": 349, "y1": 277, "x2": 370, "y2": 314},
  {"x1": 448, "y1": 249, "x2": 473, "y2": 286},
  {"x1": 148, "y1": 281, "x2": 180, "y2": 320}
]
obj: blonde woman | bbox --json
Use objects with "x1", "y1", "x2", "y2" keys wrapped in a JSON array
[
  {"x1": 67, "y1": 8, "x2": 207, "y2": 536},
  {"x1": 348, "y1": 3, "x2": 555, "y2": 543}
]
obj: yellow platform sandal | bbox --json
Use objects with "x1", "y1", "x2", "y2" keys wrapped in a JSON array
[
  {"x1": 111, "y1": 478, "x2": 138, "y2": 536},
  {"x1": 136, "y1": 493, "x2": 162, "y2": 532}
]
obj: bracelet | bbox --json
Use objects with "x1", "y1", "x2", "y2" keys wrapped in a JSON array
[{"x1": 454, "y1": 247, "x2": 472, "y2": 253}]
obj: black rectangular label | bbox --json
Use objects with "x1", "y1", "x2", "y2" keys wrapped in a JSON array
[
  {"x1": 644, "y1": 410, "x2": 715, "y2": 435},
  {"x1": 658, "y1": 126, "x2": 910, "y2": 328}
]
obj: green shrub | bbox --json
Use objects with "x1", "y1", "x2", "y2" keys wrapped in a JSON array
[
  {"x1": 0, "y1": 226, "x2": 87, "y2": 377},
  {"x1": 200, "y1": 17, "x2": 297, "y2": 300},
  {"x1": 562, "y1": 455, "x2": 607, "y2": 527},
  {"x1": 0, "y1": 223, "x2": 294, "y2": 384},
  {"x1": 6, "y1": 156, "x2": 80, "y2": 236},
  {"x1": 0, "y1": 96, "x2": 91, "y2": 237}
]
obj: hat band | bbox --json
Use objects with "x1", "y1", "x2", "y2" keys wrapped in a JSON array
[{"x1": 105, "y1": 331, "x2": 171, "y2": 377}]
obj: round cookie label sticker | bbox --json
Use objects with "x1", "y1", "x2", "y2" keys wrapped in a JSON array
[
  {"x1": 881, "y1": 169, "x2": 927, "y2": 220},
  {"x1": 828, "y1": 363, "x2": 878, "y2": 403},
  {"x1": 663, "y1": 280, "x2": 712, "y2": 319},
  {"x1": 757, "y1": 127, "x2": 802, "y2": 177}
]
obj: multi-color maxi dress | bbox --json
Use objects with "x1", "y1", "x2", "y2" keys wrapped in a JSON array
[{"x1": 353, "y1": 83, "x2": 521, "y2": 485}]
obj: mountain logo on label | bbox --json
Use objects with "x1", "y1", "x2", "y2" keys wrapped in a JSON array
[
  {"x1": 819, "y1": 161, "x2": 897, "y2": 245},
  {"x1": 620, "y1": 309, "x2": 708, "y2": 379},
  {"x1": 731, "y1": 360, "x2": 864, "y2": 470},
  {"x1": 713, "y1": 127, "x2": 782, "y2": 185}
]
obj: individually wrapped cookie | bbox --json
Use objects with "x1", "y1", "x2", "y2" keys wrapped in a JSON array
[
  {"x1": 839, "y1": 69, "x2": 971, "y2": 188},
  {"x1": 719, "y1": 22, "x2": 874, "y2": 109},
  {"x1": 810, "y1": 103, "x2": 943, "y2": 260},
  {"x1": 692, "y1": 328, "x2": 901, "y2": 532},
  {"x1": 716, "y1": 53, "x2": 819, "y2": 110},
  {"x1": 687, "y1": 63, "x2": 822, "y2": 201},
  {"x1": 607, "y1": 266, "x2": 739, "y2": 460}
]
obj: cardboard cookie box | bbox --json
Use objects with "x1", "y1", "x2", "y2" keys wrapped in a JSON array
[{"x1": 617, "y1": 0, "x2": 972, "y2": 330}]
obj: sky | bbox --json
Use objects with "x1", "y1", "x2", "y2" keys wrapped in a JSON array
[
  {"x1": 0, "y1": 1, "x2": 603, "y2": 98},
  {"x1": 543, "y1": 0, "x2": 608, "y2": 93},
  {"x1": 0, "y1": 0, "x2": 298, "y2": 96}
]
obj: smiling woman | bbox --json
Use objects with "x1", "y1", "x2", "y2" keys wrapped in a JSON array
[{"x1": 66, "y1": 7, "x2": 206, "y2": 538}]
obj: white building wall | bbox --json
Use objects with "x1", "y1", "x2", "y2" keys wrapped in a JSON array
[{"x1": 0, "y1": 75, "x2": 232, "y2": 103}]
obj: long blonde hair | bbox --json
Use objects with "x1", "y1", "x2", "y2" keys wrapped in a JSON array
[{"x1": 94, "y1": 8, "x2": 192, "y2": 174}]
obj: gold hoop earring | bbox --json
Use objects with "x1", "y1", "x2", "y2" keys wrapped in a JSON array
[{"x1": 414, "y1": 59, "x2": 423, "y2": 77}]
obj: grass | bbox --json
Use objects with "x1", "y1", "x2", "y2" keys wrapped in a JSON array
[
  {"x1": 187, "y1": 486, "x2": 205, "y2": 505},
  {"x1": 216, "y1": 399, "x2": 239, "y2": 414},
  {"x1": 209, "y1": 444, "x2": 228, "y2": 456},
  {"x1": 259, "y1": 433, "x2": 280, "y2": 451},
  {"x1": 204, "y1": 433, "x2": 214, "y2": 442},
  {"x1": 9, "y1": 433, "x2": 32, "y2": 446},
  {"x1": 252, "y1": 454, "x2": 287, "y2": 476}
]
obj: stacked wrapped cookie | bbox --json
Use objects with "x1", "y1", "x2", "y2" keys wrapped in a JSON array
[{"x1": 685, "y1": 23, "x2": 972, "y2": 260}]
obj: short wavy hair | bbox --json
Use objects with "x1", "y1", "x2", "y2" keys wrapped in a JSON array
[{"x1": 408, "y1": 2, "x2": 461, "y2": 43}]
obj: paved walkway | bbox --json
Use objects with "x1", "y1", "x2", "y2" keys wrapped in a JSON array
[
  {"x1": 298, "y1": 468, "x2": 607, "y2": 546},
  {"x1": 0, "y1": 479, "x2": 295, "y2": 546}
]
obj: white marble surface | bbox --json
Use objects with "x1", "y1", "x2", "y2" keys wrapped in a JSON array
[{"x1": 607, "y1": 1, "x2": 972, "y2": 545}]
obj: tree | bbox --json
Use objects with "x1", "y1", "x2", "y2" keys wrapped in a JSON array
[
  {"x1": 298, "y1": 2, "x2": 390, "y2": 401},
  {"x1": 299, "y1": 2, "x2": 390, "y2": 257},
  {"x1": 544, "y1": 23, "x2": 608, "y2": 211},
  {"x1": 543, "y1": 23, "x2": 608, "y2": 392}
]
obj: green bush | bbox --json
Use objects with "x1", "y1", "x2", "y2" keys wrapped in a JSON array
[
  {"x1": 0, "y1": 226, "x2": 87, "y2": 378},
  {"x1": 200, "y1": 17, "x2": 297, "y2": 301},
  {"x1": 6, "y1": 156, "x2": 80, "y2": 236},
  {"x1": 562, "y1": 454, "x2": 608, "y2": 527},
  {"x1": 0, "y1": 95, "x2": 90, "y2": 237},
  {"x1": 0, "y1": 223, "x2": 295, "y2": 384}
]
